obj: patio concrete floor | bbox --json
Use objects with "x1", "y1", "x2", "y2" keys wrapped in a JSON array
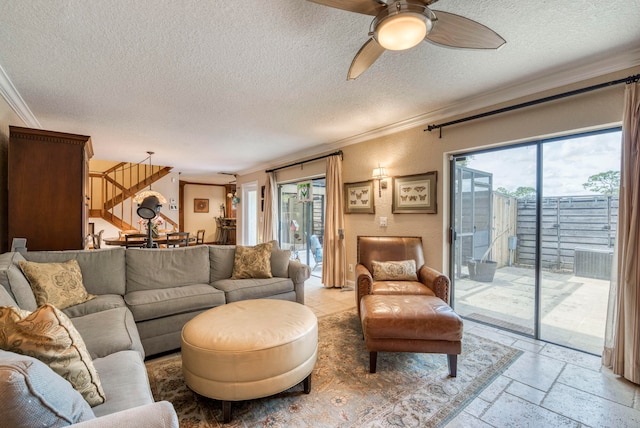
[{"x1": 454, "y1": 265, "x2": 610, "y2": 355}]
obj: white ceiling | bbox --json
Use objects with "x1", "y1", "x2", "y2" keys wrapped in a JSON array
[{"x1": 1, "y1": 0, "x2": 639, "y2": 184}]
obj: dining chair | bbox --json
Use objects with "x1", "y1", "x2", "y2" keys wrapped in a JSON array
[
  {"x1": 167, "y1": 232, "x2": 190, "y2": 247},
  {"x1": 125, "y1": 233, "x2": 148, "y2": 248},
  {"x1": 214, "y1": 217, "x2": 224, "y2": 244},
  {"x1": 196, "y1": 229, "x2": 205, "y2": 245},
  {"x1": 91, "y1": 230, "x2": 104, "y2": 249}
]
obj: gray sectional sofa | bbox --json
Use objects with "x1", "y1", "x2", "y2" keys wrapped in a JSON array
[{"x1": 0, "y1": 244, "x2": 310, "y2": 426}]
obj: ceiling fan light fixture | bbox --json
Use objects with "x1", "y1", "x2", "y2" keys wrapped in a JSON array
[{"x1": 375, "y1": 13, "x2": 430, "y2": 51}]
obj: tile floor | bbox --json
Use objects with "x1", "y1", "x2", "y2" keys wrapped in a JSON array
[{"x1": 304, "y1": 276, "x2": 640, "y2": 428}]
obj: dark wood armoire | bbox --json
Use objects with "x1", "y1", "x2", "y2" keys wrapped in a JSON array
[{"x1": 8, "y1": 126, "x2": 93, "y2": 251}]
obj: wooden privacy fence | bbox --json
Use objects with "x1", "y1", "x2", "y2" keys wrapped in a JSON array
[
  {"x1": 515, "y1": 195, "x2": 618, "y2": 272},
  {"x1": 491, "y1": 193, "x2": 518, "y2": 268}
]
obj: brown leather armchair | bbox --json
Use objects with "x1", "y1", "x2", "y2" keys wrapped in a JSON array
[
  {"x1": 356, "y1": 236, "x2": 462, "y2": 376},
  {"x1": 356, "y1": 236, "x2": 451, "y2": 316}
]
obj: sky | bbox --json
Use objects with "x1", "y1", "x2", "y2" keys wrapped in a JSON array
[{"x1": 464, "y1": 130, "x2": 622, "y2": 197}]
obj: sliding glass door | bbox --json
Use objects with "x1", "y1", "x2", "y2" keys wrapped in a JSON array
[
  {"x1": 451, "y1": 128, "x2": 621, "y2": 354},
  {"x1": 451, "y1": 144, "x2": 538, "y2": 336},
  {"x1": 278, "y1": 178, "x2": 325, "y2": 274},
  {"x1": 539, "y1": 132, "x2": 620, "y2": 353}
]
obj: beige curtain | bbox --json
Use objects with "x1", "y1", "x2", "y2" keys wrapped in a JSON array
[
  {"x1": 260, "y1": 172, "x2": 278, "y2": 243},
  {"x1": 603, "y1": 80, "x2": 640, "y2": 384},
  {"x1": 322, "y1": 155, "x2": 346, "y2": 288}
]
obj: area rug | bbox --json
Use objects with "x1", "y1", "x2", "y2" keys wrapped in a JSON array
[{"x1": 146, "y1": 308, "x2": 521, "y2": 427}]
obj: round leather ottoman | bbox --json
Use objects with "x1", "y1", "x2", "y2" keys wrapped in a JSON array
[{"x1": 181, "y1": 299, "x2": 318, "y2": 422}]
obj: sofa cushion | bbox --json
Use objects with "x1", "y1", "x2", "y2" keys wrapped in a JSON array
[
  {"x1": 90, "y1": 350, "x2": 154, "y2": 418},
  {"x1": 232, "y1": 242, "x2": 273, "y2": 279},
  {"x1": 0, "y1": 284, "x2": 17, "y2": 307},
  {"x1": 71, "y1": 307, "x2": 145, "y2": 360},
  {"x1": 209, "y1": 245, "x2": 236, "y2": 281},
  {"x1": 271, "y1": 248, "x2": 291, "y2": 278},
  {"x1": 0, "y1": 350, "x2": 95, "y2": 426},
  {"x1": 18, "y1": 260, "x2": 96, "y2": 310},
  {"x1": 0, "y1": 304, "x2": 106, "y2": 406},
  {"x1": 371, "y1": 259, "x2": 418, "y2": 281},
  {"x1": 212, "y1": 277, "x2": 294, "y2": 302},
  {"x1": 24, "y1": 248, "x2": 126, "y2": 296},
  {"x1": 0, "y1": 252, "x2": 38, "y2": 310},
  {"x1": 125, "y1": 284, "x2": 226, "y2": 322},
  {"x1": 62, "y1": 294, "x2": 126, "y2": 318},
  {"x1": 126, "y1": 246, "x2": 210, "y2": 292}
]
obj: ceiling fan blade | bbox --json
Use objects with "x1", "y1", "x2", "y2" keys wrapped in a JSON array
[
  {"x1": 347, "y1": 38, "x2": 386, "y2": 80},
  {"x1": 426, "y1": 10, "x2": 506, "y2": 49},
  {"x1": 307, "y1": 0, "x2": 386, "y2": 16}
]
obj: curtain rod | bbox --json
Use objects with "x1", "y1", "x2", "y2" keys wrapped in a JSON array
[
  {"x1": 265, "y1": 150, "x2": 343, "y2": 173},
  {"x1": 425, "y1": 73, "x2": 640, "y2": 138}
]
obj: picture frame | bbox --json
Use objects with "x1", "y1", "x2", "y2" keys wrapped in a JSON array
[
  {"x1": 344, "y1": 180, "x2": 375, "y2": 214},
  {"x1": 392, "y1": 171, "x2": 437, "y2": 214},
  {"x1": 194, "y1": 198, "x2": 209, "y2": 213}
]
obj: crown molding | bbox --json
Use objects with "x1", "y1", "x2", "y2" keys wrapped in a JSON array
[
  {"x1": 242, "y1": 47, "x2": 640, "y2": 178},
  {"x1": 336, "y1": 47, "x2": 640, "y2": 145},
  {"x1": 0, "y1": 63, "x2": 40, "y2": 128}
]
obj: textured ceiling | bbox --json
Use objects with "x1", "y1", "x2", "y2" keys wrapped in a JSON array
[{"x1": 0, "y1": 0, "x2": 639, "y2": 183}]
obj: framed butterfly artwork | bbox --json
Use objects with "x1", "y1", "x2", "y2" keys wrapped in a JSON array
[
  {"x1": 392, "y1": 171, "x2": 437, "y2": 214},
  {"x1": 344, "y1": 180, "x2": 375, "y2": 214}
]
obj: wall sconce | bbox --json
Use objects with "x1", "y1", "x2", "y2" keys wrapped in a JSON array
[{"x1": 372, "y1": 164, "x2": 388, "y2": 197}]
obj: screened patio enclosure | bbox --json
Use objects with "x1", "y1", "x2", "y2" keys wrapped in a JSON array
[{"x1": 453, "y1": 166, "x2": 493, "y2": 280}]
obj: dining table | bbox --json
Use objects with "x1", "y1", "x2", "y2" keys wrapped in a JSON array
[{"x1": 103, "y1": 234, "x2": 196, "y2": 247}]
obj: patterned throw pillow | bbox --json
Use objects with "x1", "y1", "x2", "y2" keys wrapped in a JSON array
[
  {"x1": 371, "y1": 260, "x2": 419, "y2": 281},
  {"x1": 232, "y1": 242, "x2": 273, "y2": 279},
  {"x1": 0, "y1": 304, "x2": 106, "y2": 406},
  {"x1": 18, "y1": 260, "x2": 95, "y2": 310}
]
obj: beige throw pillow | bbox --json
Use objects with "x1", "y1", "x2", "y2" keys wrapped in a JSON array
[
  {"x1": 0, "y1": 304, "x2": 106, "y2": 406},
  {"x1": 232, "y1": 242, "x2": 273, "y2": 279},
  {"x1": 372, "y1": 260, "x2": 418, "y2": 281},
  {"x1": 271, "y1": 248, "x2": 291, "y2": 278},
  {"x1": 18, "y1": 260, "x2": 95, "y2": 310}
]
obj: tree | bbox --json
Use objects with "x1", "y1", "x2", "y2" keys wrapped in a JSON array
[{"x1": 582, "y1": 170, "x2": 620, "y2": 195}]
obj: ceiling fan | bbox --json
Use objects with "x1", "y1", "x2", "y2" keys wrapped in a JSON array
[{"x1": 308, "y1": 0, "x2": 506, "y2": 80}]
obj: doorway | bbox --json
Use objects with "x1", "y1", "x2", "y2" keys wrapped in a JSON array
[
  {"x1": 241, "y1": 182, "x2": 258, "y2": 246},
  {"x1": 450, "y1": 128, "x2": 621, "y2": 354}
]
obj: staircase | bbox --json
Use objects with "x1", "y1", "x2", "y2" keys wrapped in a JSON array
[{"x1": 89, "y1": 161, "x2": 175, "y2": 231}]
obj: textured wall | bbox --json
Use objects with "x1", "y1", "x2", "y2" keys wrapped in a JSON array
[
  {"x1": 339, "y1": 68, "x2": 637, "y2": 284},
  {"x1": 241, "y1": 66, "x2": 639, "y2": 286},
  {"x1": 183, "y1": 183, "x2": 225, "y2": 243}
]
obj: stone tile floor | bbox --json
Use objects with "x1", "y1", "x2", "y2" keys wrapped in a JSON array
[{"x1": 304, "y1": 276, "x2": 640, "y2": 427}]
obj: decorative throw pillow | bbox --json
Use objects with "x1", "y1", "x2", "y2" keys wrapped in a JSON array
[
  {"x1": 18, "y1": 260, "x2": 95, "y2": 310},
  {"x1": 271, "y1": 248, "x2": 292, "y2": 278},
  {"x1": 372, "y1": 260, "x2": 419, "y2": 281},
  {"x1": 0, "y1": 350, "x2": 95, "y2": 426},
  {"x1": 0, "y1": 304, "x2": 106, "y2": 406},
  {"x1": 232, "y1": 242, "x2": 273, "y2": 279}
]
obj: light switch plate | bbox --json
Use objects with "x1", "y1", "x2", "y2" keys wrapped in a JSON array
[{"x1": 380, "y1": 217, "x2": 388, "y2": 227}]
